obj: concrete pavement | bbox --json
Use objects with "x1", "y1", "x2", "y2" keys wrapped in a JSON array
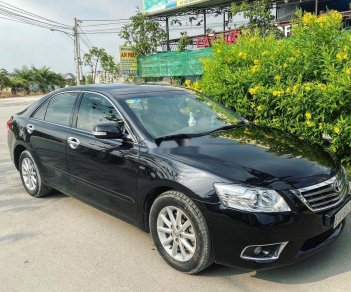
[{"x1": 1, "y1": 96, "x2": 351, "y2": 292}]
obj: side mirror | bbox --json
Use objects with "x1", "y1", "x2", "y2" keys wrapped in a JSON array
[{"x1": 93, "y1": 123, "x2": 124, "y2": 139}]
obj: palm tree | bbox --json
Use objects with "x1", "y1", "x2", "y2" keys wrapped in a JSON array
[
  {"x1": 31, "y1": 66, "x2": 64, "y2": 93},
  {"x1": 0, "y1": 68, "x2": 11, "y2": 91},
  {"x1": 12, "y1": 66, "x2": 33, "y2": 94}
]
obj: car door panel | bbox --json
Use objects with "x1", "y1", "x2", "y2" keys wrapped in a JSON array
[
  {"x1": 29, "y1": 92, "x2": 79, "y2": 193},
  {"x1": 66, "y1": 92, "x2": 139, "y2": 222},
  {"x1": 30, "y1": 120, "x2": 70, "y2": 193},
  {"x1": 67, "y1": 129, "x2": 139, "y2": 221}
]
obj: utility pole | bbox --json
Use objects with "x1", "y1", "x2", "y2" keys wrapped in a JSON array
[
  {"x1": 165, "y1": 17, "x2": 170, "y2": 51},
  {"x1": 315, "y1": 0, "x2": 319, "y2": 16},
  {"x1": 73, "y1": 18, "x2": 81, "y2": 86}
]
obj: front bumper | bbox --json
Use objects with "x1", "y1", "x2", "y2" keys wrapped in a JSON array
[{"x1": 201, "y1": 195, "x2": 350, "y2": 270}]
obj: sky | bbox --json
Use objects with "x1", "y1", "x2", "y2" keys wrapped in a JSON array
[{"x1": 0, "y1": 0, "x2": 141, "y2": 74}]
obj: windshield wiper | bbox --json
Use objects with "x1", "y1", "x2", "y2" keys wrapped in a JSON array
[
  {"x1": 206, "y1": 122, "x2": 247, "y2": 135},
  {"x1": 154, "y1": 121, "x2": 249, "y2": 144},
  {"x1": 155, "y1": 133, "x2": 199, "y2": 144}
]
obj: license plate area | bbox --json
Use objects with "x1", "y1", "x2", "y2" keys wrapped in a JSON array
[{"x1": 334, "y1": 200, "x2": 351, "y2": 229}]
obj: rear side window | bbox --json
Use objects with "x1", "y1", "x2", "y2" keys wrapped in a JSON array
[
  {"x1": 76, "y1": 93, "x2": 122, "y2": 132},
  {"x1": 45, "y1": 92, "x2": 78, "y2": 126},
  {"x1": 32, "y1": 100, "x2": 49, "y2": 120}
]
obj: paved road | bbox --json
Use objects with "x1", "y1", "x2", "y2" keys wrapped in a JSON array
[{"x1": 1, "y1": 96, "x2": 351, "y2": 292}]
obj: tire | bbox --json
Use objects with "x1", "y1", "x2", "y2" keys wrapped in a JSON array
[
  {"x1": 19, "y1": 150, "x2": 51, "y2": 198},
  {"x1": 149, "y1": 190, "x2": 213, "y2": 274}
]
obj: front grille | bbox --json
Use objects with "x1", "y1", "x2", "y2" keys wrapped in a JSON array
[{"x1": 294, "y1": 170, "x2": 349, "y2": 213}]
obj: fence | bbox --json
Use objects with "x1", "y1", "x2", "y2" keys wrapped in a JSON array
[{"x1": 137, "y1": 48, "x2": 213, "y2": 78}]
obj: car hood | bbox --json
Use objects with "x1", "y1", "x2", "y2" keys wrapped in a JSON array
[{"x1": 153, "y1": 125, "x2": 338, "y2": 190}]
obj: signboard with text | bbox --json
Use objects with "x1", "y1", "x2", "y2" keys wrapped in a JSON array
[
  {"x1": 119, "y1": 46, "x2": 138, "y2": 75},
  {"x1": 143, "y1": 0, "x2": 208, "y2": 14}
]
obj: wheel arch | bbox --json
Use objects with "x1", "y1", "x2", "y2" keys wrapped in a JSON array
[
  {"x1": 13, "y1": 143, "x2": 28, "y2": 170},
  {"x1": 141, "y1": 181, "x2": 201, "y2": 232},
  {"x1": 143, "y1": 186, "x2": 174, "y2": 232}
]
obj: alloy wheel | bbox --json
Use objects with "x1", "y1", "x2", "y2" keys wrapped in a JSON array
[
  {"x1": 157, "y1": 206, "x2": 196, "y2": 262},
  {"x1": 21, "y1": 157, "x2": 37, "y2": 191}
]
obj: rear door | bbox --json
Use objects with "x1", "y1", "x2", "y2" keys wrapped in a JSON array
[
  {"x1": 29, "y1": 92, "x2": 79, "y2": 193},
  {"x1": 66, "y1": 92, "x2": 139, "y2": 222}
]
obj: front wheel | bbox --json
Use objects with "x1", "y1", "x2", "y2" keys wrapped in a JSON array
[
  {"x1": 149, "y1": 191, "x2": 213, "y2": 274},
  {"x1": 19, "y1": 150, "x2": 51, "y2": 198}
]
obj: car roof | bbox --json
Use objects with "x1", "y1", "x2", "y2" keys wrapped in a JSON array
[{"x1": 60, "y1": 83, "x2": 186, "y2": 98}]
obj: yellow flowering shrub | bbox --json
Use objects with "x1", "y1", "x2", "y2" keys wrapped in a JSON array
[
  {"x1": 184, "y1": 79, "x2": 191, "y2": 88},
  {"x1": 199, "y1": 10, "x2": 351, "y2": 166}
]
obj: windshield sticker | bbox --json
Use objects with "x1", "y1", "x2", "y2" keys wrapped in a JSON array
[{"x1": 126, "y1": 98, "x2": 141, "y2": 104}]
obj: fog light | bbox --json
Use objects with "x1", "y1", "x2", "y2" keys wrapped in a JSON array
[{"x1": 241, "y1": 242, "x2": 288, "y2": 263}]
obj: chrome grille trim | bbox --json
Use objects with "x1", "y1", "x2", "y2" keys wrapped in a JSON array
[
  {"x1": 308, "y1": 192, "x2": 340, "y2": 203},
  {"x1": 292, "y1": 171, "x2": 349, "y2": 213},
  {"x1": 303, "y1": 186, "x2": 335, "y2": 198}
]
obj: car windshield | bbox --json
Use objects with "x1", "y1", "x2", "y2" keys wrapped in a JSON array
[{"x1": 122, "y1": 90, "x2": 244, "y2": 139}]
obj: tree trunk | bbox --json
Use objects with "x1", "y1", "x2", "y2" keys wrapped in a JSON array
[{"x1": 93, "y1": 58, "x2": 99, "y2": 84}]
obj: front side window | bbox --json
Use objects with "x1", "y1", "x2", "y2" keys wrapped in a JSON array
[
  {"x1": 45, "y1": 92, "x2": 78, "y2": 126},
  {"x1": 76, "y1": 93, "x2": 123, "y2": 132},
  {"x1": 122, "y1": 90, "x2": 243, "y2": 139}
]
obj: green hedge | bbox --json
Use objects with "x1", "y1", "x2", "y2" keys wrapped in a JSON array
[{"x1": 195, "y1": 11, "x2": 351, "y2": 166}]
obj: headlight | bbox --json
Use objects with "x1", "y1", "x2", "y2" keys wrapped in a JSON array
[{"x1": 214, "y1": 183, "x2": 291, "y2": 213}]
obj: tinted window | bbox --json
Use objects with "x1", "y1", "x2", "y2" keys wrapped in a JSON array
[
  {"x1": 45, "y1": 92, "x2": 77, "y2": 126},
  {"x1": 76, "y1": 93, "x2": 122, "y2": 132},
  {"x1": 122, "y1": 91, "x2": 242, "y2": 138},
  {"x1": 33, "y1": 100, "x2": 49, "y2": 120}
]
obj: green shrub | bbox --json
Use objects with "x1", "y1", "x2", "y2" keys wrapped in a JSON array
[{"x1": 198, "y1": 11, "x2": 351, "y2": 166}]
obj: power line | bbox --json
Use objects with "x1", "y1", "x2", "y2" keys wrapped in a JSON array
[
  {"x1": 79, "y1": 35, "x2": 92, "y2": 50},
  {"x1": 0, "y1": 5, "x2": 71, "y2": 31},
  {"x1": 78, "y1": 18, "x2": 130, "y2": 22},
  {"x1": 59, "y1": 31, "x2": 86, "y2": 55},
  {"x1": 79, "y1": 21, "x2": 129, "y2": 27},
  {"x1": 78, "y1": 27, "x2": 125, "y2": 32},
  {"x1": 0, "y1": 13, "x2": 71, "y2": 31},
  {"x1": 81, "y1": 31, "x2": 121, "y2": 34},
  {"x1": 0, "y1": 0, "x2": 70, "y2": 28},
  {"x1": 78, "y1": 25, "x2": 95, "y2": 47}
]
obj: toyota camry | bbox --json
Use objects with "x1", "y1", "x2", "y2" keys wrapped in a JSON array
[{"x1": 7, "y1": 84, "x2": 351, "y2": 274}]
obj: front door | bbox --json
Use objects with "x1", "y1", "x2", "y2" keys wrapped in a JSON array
[{"x1": 66, "y1": 92, "x2": 139, "y2": 222}]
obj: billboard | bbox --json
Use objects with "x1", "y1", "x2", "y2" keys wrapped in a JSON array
[
  {"x1": 144, "y1": 0, "x2": 206, "y2": 14},
  {"x1": 119, "y1": 46, "x2": 138, "y2": 75}
]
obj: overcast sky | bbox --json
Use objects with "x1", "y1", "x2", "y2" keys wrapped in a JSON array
[{"x1": 0, "y1": 0, "x2": 141, "y2": 74}]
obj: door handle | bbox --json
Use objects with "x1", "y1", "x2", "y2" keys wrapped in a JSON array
[
  {"x1": 67, "y1": 137, "x2": 80, "y2": 150},
  {"x1": 26, "y1": 124, "x2": 35, "y2": 134}
]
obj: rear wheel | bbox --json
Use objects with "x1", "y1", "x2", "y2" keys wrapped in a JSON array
[
  {"x1": 149, "y1": 190, "x2": 213, "y2": 274},
  {"x1": 19, "y1": 150, "x2": 51, "y2": 198}
]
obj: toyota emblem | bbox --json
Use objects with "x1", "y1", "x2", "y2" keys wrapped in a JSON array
[{"x1": 334, "y1": 179, "x2": 343, "y2": 193}]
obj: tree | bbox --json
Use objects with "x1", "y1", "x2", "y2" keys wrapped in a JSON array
[
  {"x1": 31, "y1": 66, "x2": 64, "y2": 92},
  {"x1": 231, "y1": 0, "x2": 281, "y2": 36},
  {"x1": 100, "y1": 54, "x2": 120, "y2": 83},
  {"x1": 83, "y1": 47, "x2": 118, "y2": 84},
  {"x1": 83, "y1": 47, "x2": 107, "y2": 83},
  {"x1": 119, "y1": 9, "x2": 166, "y2": 56},
  {"x1": 0, "y1": 68, "x2": 11, "y2": 90},
  {"x1": 11, "y1": 66, "x2": 64, "y2": 94},
  {"x1": 10, "y1": 76, "x2": 29, "y2": 95},
  {"x1": 178, "y1": 32, "x2": 191, "y2": 52},
  {"x1": 12, "y1": 66, "x2": 33, "y2": 94}
]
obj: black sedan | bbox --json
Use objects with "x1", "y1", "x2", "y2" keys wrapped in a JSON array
[{"x1": 7, "y1": 84, "x2": 351, "y2": 274}]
